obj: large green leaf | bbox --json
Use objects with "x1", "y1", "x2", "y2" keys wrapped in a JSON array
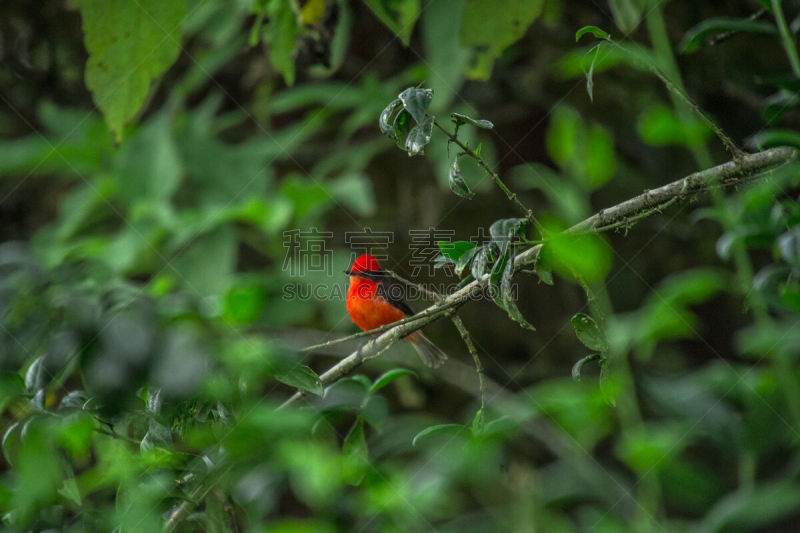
[
  {"x1": 438, "y1": 240, "x2": 476, "y2": 262},
  {"x1": 363, "y1": 0, "x2": 421, "y2": 45},
  {"x1": 571, "y1": 313, "x2": 608, "y2": 351},
  {"x1": 265, "y1": 0, "x2": 303, "y2": 85},
  {"x1": 276, "y1": 364, "x2": 324, "y2": 396},
  {"x1": 114, "y1": 113, "x2": 182, "y2": 202},
  {"x1": 460, "y1": 0, "x2": 544, "y2": 80},
  {"x1": 78, "y1": 0, "x2": 186, "y2": 141}
]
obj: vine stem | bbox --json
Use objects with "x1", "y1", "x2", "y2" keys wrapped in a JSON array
[
  {"x1": 451, "y1": 315, "x2": 486, "y2": 416},
  {"x1": 433, "y1": 120, "x2": 538, "y2": 228}
]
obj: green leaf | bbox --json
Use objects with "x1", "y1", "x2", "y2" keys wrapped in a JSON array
[
  {"x1": 448, "y1": 158, "x2": 475, "y2": 198},
  {"x1": 489, "y1": 218, "x2": 526, "y2": 256},
  {"x1": 57, "y1": 476, "x2": 82, "y2": 507},
  {"x1": 405, "y1": 115, "x2": 434, "y2": 156},
  {"x1": 747, "y1": 129, "x2": 800, "y2": 150},
  {"x1": 546, "y1": 224, "x2": 612, "y2": 283},
  {"x1": 363, "y1": 0, "x2": 421, "y2": 45},
  {"x1": 460, "y1": 0, "x2": 544, "y2": 80},
  {"x1": 779, "y1": 227, "x2": 800, "y2": 265},
  {"x1": 412, "y1": 423, "x2": 467, "y2": 447},
  {"x1": 2, "y1": 422, "x2": 19, "y2": 465},
  {"x1": 608, "y1": 0, "x2": 645, "y2": 33},
  {"x1": 421, "y1": 0, "x2": 470, "y2": 111},
  {"x1": 276, "y1": 365, "x2": 324, "y2": 396},
  {"x1": 77, "y1": 0, "x2": 186, "y2": 141},
  {"x1": 343, "y1": 416, "x2": 368, "y2": 460},
  {"x1": 679, "y1": 17, "x2": 778, "y2": 54},
  {"x1": 637, "y1": 105, "x2": 710, "y2": 148},
  {"x1": 451, "y1": 112, "x2": 494, "y2": 129},
  {"x1": 115, "y1": 113, "x2": 182, "y2": 201},
  {"x1": 585, "y1": 46, "x2": 600, "y2": 102},
  {"x1": 763, "y1": 90, "x2": 800, "y2": 124},
  {"x1": 533, "y1": 246, "x2": 554, "y2": 285},
  {"x1": 471, "y1": 408, "x2": 484, "y2": 434},
  {"x1": 546, "y1": 106, "x2": 583, "y2": 171},
  {"x1": 438, "y1": 240, "x2": 477, "y2": 261},
  {"x1": 699, "y1": 481, "x2": 800, "y2": 533},
  {"x1": 170, "y1": 224, "x2": 237, "y2": 297},
  {"x1": 393, "y1": 110, "x2": 414, "y2": 149},
  {"x1": 575, "y1": 25, "x2": 611, "y2": 42},
  {"x1": 494, "y1": 246, "x2": 535, "y2": 330},
  {"x1": 584, "y1": 124, "x2": 616, "y2": 188},
  {"x1": 398, "y1": 87, "x2": 434, "y2": 124},
  {"x1": 25, "y1": 356, "x2": 46, "y2": 394},
  {"x1": 204, "y1": 490, "x2": 228, "y2": 533},
  {"x1": 369, "y1": 368, "x2": 416, "y2": 394},
  {"x1": 379, "y1": 98, "x2": 403, "y2": 140},
  {"x1": 471, "y1": 245, "x2": 491, "y2": 281},
  {"x1": 265, "y1": 0, "x2": 303, "y2": 85},
  {"x1": 455, "y1": 245, "x2": 481, "y2": 276},
  {"x1": 571, "y1": 313, "x2": 608, "y2": 351},
  {"x1": 780, "y1": 283, "x2": 800, "y2": 312},
  {"x1": 571, "y1": 353, "x2": 604, "y2": 381}
]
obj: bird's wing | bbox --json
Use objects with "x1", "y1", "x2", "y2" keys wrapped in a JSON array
[{"x1": 361, "y1": 269, "x2": 416, "y2": 316}]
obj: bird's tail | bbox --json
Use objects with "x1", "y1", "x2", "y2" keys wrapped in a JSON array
[{"x1": 410, "y1": 332, "x2": 448, "y2": 368}]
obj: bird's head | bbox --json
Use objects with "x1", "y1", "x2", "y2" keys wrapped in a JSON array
[{"x1": 345, "y1": 254, "x2": 382, "y2": 277}]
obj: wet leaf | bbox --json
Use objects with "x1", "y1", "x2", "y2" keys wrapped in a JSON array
[
  {"x1": 398, "y1": 87, "x2": 433, "y2": 124},
  {"x1": 451, "y1": 112, "x2": 494, "y2": 129},
  {"x1": 404, "y1": 115, "x2": 434, "y2": 156},
  {"x1": 571, "y1": 313, "x2": 608, "y2": 351},
  {"x1": 448, "y1": 158, "x2": 475, "y2": 198}
]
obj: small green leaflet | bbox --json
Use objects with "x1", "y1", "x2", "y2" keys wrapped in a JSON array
[
  {"x1": 448, "y1": 158, "x2": 475, "y2": 198},
  {"x1": 575, "y1": 25, "x2": 611, "y2": 42},
  {"x1": 451, "y1": 112, "x2": 494, "y2": 129},
  {"x1": 369, "y1": 368, "x2": 416, "y2": 394},
  {"x1": 571, "y1": 313, "x2": 608, "y2": 351}
]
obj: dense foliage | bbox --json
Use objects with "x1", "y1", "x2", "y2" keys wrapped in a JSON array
[{"x1": 3, "y1": 0, "x2": 800, "y2": 531}]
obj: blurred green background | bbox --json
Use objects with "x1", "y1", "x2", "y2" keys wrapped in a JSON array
[{"x1": 3, "y1": 0, "x2": 800, "y2": 531}]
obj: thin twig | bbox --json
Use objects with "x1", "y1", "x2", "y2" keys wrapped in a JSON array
[
  {"x1": 386, "y1": 269, "x2": 444, "y2": 302},
  {"x1": 451, "y1": 315, "x2": 485, "y2": 416},
  {"x1": 433, "y1": 120, "x2": 539, "y2": 228}
]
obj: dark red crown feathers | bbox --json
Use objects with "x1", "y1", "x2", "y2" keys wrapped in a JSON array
[{"x1": 350, "y1": 254, "x2": 381, "y2": 273}]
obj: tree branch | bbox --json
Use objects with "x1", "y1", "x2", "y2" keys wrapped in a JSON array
[{"x1": 280, "y1": 147, "x2": 797, "y2": 408}]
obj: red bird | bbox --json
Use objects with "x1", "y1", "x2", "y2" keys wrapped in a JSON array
[{"x1": 345, "y1": 254, "x2": 447, "y2": 368}]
